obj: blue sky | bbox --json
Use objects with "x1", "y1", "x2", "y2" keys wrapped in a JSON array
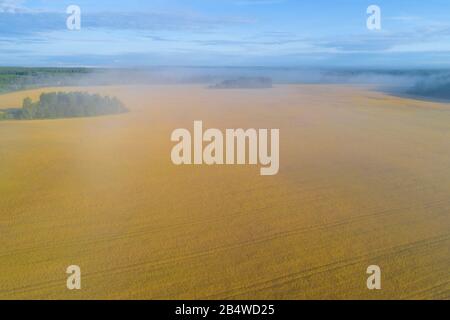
[{"x1": 1, "y1": 0, "x2": 450, "y2": 67}]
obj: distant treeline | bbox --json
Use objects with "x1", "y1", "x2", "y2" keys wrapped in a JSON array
[
  {"x1": 0, "y1": 67, "x2": 96, "y2": 94},
  {"x1": 406, "y1": 73, "x2": 450, "y2": 101},
  {"x1": 2, "y1": 66, "x2": 450, "y2": 102},
  {"x1": 0, "y1": 92, "x2": 128, "y2": 120}
]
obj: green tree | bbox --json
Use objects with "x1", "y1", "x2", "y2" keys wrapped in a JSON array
[{"x1": 1, "y1": 91, "x2": 127, "y2": 121}]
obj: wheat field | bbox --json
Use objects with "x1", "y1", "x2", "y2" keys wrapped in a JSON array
[{"x1": 0, "y1": 85, "x2": 449, "y2": 299}]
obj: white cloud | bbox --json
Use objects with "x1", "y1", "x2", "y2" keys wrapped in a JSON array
[
  {"x1": 235, "y1": 0, "x2": 284, "y2": 4},
  {"x1": 386, "y1": 15, "x2": 421, "y2": 22},
  {"x1": 0, "y1": 0, "x2": 25, "y2": 13}
]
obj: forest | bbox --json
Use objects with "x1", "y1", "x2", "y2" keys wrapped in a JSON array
[
  {"x1": 0, "y1": 92, "x2": 128, "y2": 120},
  {"x1": 0, "y1": 67, "x2": 96, "y2": 94}
]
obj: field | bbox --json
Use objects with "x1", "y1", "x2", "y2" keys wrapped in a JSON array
[{"x1": 0, "y1": 84, "x2": 449, "y2": 299}]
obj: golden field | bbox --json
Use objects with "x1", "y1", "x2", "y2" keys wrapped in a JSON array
[{"x1": 0, "y1": 85, "x2": 449, "y2": 299}]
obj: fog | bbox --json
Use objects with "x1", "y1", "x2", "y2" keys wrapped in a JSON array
[{"x1": 4, "y1": 67, "x2": 450, "y2": 102}]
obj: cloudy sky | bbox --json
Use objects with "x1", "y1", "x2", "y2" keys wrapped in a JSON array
[{"x1": 1, "y1": 0, "x2": 450, "y2": 67}]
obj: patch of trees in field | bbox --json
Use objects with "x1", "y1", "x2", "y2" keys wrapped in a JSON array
[
  {"x1": 0, "y1": 92, "x2": 128, "y2": 120},
  {"x1": 210, "y1": 77, "x2": 273, "y2": 89}
]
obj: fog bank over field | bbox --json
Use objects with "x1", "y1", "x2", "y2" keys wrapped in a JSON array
[
  {"x1": 105, "y1": 67, "x2": 450, "y2": 102},
  {"x1": 2, "y1": 67, "x2": 450, "y2": 102}
]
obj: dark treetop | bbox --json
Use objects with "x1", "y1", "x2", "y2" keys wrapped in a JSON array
[{"x1": 0, "y1": 91, "x2": 128, "y2": 120}]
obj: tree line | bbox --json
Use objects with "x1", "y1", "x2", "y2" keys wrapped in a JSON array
[
  {"x1": 0, "y1": 92, "x2": 128, "y2": 120},
  {"x1": 0, "y1": 67, "x2": 94, "y2": 94}
]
